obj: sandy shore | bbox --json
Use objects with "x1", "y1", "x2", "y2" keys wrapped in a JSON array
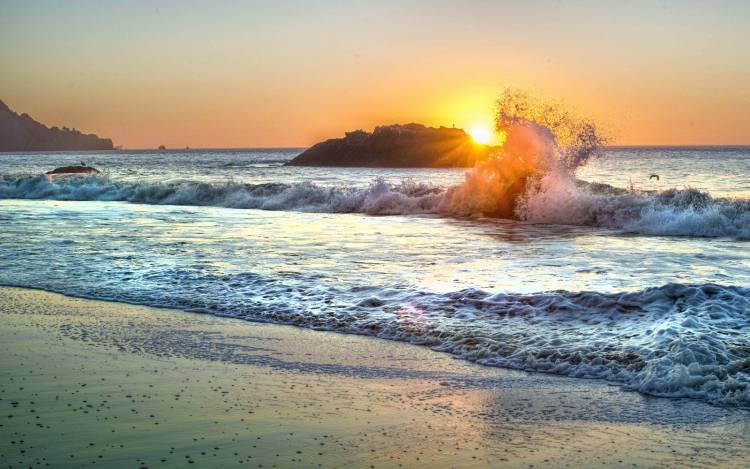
[{"x1": 1, "y1": 287, "x2": 749, "y2": 468}]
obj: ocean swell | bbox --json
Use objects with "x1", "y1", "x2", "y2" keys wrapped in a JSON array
[
  {"x1": 0, "y1": 174, "x2": 441, "y2": 214},
  {"x1": 3, "y1": 96, "x2": 748, "y2": 237},
  {"x1": 1, "y1": 173, "x2": 749, "y2": 238},
  {"x1": 516, "y1": 172, "x2": 750, "y2": 238}
]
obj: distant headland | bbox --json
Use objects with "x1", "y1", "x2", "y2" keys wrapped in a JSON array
[
  {"x1": 0, "y1": 100, "x2": 114, "y2": 152},
  {"x1": 287, "y1": 123, "x2": 498, "y2": 168}
]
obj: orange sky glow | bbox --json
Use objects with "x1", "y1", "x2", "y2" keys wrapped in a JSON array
[{"x1": 1, "y1": 1, "x2": 748, "y2": 148}]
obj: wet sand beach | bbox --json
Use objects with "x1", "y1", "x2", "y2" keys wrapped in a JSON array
[{"x1": 1, "y1": 286, "x2": 749, "y2": 468}]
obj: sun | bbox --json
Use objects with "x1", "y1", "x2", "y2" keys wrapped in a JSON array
[{"x1": 469, "y1": 125, "x2": 492, "y2": 145}]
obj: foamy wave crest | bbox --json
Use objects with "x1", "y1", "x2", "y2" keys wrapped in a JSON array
[
  {"x1": 0, "y1": 174, "x2": 442, "y2": 215},
  {"x1": 435, "y1": 89, "x2": 608, "y2": 219},
  {"x1": 1, "y1": 173, "x2": 749, "y2": 238},
  {"x1": 365, "y1": 283, "x2": 750, "y2": 406},
  {"x1": 1, "y1": 90, "x2": 748, "y2": 238},
  {"x1": 517, "y1": 174, "x2": 750, "y2": 238},
  {"x1": 447, "y1": 89, "x2": 750, "y2": 238},
  {"x1": 13, "y1": 273, "x2": 750, "y2": 406},
  {"x1": 418, "y1": 283, "x2": 750, "y2": 406}
]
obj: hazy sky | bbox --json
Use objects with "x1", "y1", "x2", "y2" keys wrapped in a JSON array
[{"x1": 1, "y1": 0, "x2": 748, "y2": 147}]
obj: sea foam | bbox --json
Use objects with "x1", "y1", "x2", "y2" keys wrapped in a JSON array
[
  {"x1": 2, "y1": 267, "x2": 748, "y2": 406},
  {"x1": 2, "y1": 93, "x2": 748, "y2": 409},
  {"x1": 3, "y1": 91, "x2": 747, "y2": 238},
  {"x1": 2, "y1": 170, "x2": 749, "y2": 239}
]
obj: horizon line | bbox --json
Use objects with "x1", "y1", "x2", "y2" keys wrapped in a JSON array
[
  {"x1": 112, "y1": 143, "x2": 750, "y2": 150},
  {"x1": 94, "y1": 144, "x2": 750, "y2": 151},
  {"x1": 3, "y1": 144, "x2": 750, "y2": 154}
]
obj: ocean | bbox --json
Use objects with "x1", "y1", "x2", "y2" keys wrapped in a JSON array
[{"x1": 1, "y1": 146, "x2": 749, "y2": 406}]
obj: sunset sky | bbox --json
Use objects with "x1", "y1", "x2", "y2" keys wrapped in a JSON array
[{"x1": 2, "y1": 0, "x2": 748, "y2": 148}]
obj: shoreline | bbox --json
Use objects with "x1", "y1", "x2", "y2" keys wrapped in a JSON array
[
  {"x1": 3, "y1": 279, "x2": 748, "y2": 409},
  {"x1": 2, "y1": 286, "x2": 750, "y2": 467}
]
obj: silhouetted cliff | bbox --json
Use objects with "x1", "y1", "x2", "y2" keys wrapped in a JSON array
[
  {"x1": 0, "y1": 100, "x2": 113, "y2": 152},
  {"x1": 287, "y1": 123, "x2": 497, "y2": 167}
]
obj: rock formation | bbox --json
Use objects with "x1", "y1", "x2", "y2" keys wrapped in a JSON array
[
  {"x1": 287, "y1": 123, "x2": 497, "y2": 167},
  {"x1": 0, "y1": 100, "x2": 114, "y2": 152},
  {"x1": 45, "y1": 165, "x2": 100, "y2": 175}
]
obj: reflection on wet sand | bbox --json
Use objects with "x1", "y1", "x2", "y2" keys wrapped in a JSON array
[{"x1": 2, "y1": 287, "x2": 749, "y2": 467}]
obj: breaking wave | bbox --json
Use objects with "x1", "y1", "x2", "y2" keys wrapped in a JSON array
[
  {"x1": 1, "y1": 171, "x2": 748, "y2": 239},
  {"x1": 4, "y1": 272, "x2": 750, "y2": 407},
  {"x1": 0, "y1": 174, "x2": 444, "y2": 214},
  {"x1": 286, "y1": 282, "x2": 750, "y2": 407},
  {"x1": 1, "y1": 90, "x2": 748, "y2": 238},
  {"x1": 2, "y1": 91, "x2": 748, "y2": 410}
]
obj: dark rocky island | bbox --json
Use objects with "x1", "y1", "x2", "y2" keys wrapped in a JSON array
[
  {"x1": 45, "y1": 165, "x2": 101, "y2": 175},
  {"x1": 287, "y1": 123, "x2": 498, "y2": 167},
  {"x1": 0, "y1": 100, "x2": 114, "y2": 152}
]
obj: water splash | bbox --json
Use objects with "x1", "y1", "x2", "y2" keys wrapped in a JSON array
[
  {"x1": 441, "y1": 89, "x2": 606, "y2": 218},
  {"x1": 1, "y1": 91, "x2": 748, "y2": 238}
]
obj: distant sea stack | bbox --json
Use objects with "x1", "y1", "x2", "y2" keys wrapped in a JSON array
[
  {"x1": 45, "y1": 165, "x2": 100, "y2": 175},
  {"x1": 0, "y1": 100, "x2": 114, "y2": 152},
  {"x1": 287, "y1": 123, "x2": 498, "y2": 168}
]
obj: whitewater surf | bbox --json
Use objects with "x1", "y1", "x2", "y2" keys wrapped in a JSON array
[{"x1": 1, "y1": 101, "x2": 749, "y2": 407}]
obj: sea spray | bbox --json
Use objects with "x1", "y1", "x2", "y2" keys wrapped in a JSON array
[
  {"x1": 440, "y1": 90, "x2": 606, "y2": 218},
  {"x1": 1, "y1": 91, "x2": 749, "y2": 238},
  {"x1": 439, "y1": 123, "x2": 556, "y2": 218}
]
